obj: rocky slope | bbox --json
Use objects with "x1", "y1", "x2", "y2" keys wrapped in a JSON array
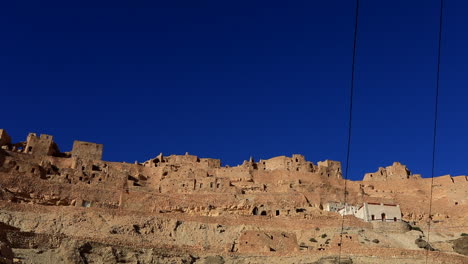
[{"x1": 0, "y1": 129, "x2": 467, "y2": 263}]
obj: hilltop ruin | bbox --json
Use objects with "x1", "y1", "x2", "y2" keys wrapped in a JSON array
[{"x1": 0, "y1": 129, "x2": 466, "y2": 264}]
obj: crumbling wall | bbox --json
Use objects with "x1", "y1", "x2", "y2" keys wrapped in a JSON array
[
  {"x1": 71, "y1": 141, "x2": 103, "y2": 160},
  {"x1": 199, "y1": 158, "x2": 221, "y2": 168},
  {"x1": 256, "y1": 155, "x2": 314, "y2": 172},
  {"x1": 363, "y1": 162, "x2": 420, "y2": 181},
  {"x1": 24, "y1": 133, "x2": 59, "y2": 156},
  {"x1": 317, "y1": 160, "x2": 342, "y2": 178},
  {"x1": 0, "y1": 129, "x2": 11, "y2": 147},
  {"x1": 144, "y1": 154, "x2": 221, "y2": 170}
]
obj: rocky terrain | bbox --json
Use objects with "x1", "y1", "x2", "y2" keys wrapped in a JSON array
[{"x1": 0, "y1": 129, "x2": 466, "y2": 264}]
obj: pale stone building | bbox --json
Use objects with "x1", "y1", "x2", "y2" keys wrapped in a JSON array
[
  {"x1": 355, "y1": 202, "x2": 402, "y2": 222},
  {"x1": 324, "y1": 201, "x2": 345, "y2": 212},
  {"x1": 325, "y1": 201, "x2": 402, "y2": 222},
  {"x1": 338, "y1": 204, "x2": 360, "y2": 216}
]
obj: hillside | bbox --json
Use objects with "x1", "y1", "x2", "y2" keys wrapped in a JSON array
[{"x1": 0, "y1": 129, "x2": 466, "y2": 264}]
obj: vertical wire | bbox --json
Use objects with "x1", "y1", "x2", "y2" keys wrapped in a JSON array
[
  {"x1": 338, "y1": 0, "x2": 360, "y2": 262},
  {"x1": 426, "y1": 0, "x2": 444, "y2": 263}
]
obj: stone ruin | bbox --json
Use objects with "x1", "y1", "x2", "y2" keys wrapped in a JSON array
[
  {"x1": 0, "y1": 129, "x2": 467, "y2": 263},
  {"x1": 363, "y1": 162, "x2": 422, "y2": 181}
]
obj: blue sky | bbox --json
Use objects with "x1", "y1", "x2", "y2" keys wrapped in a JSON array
[{"x1": 1, "y1": 0, "x2": 467, "y2": 180}]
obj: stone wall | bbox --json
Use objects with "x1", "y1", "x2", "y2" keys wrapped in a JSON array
[
  {"x1": 317, "y1": 160, "x2": 342, "y2": 178},
  {"x1": 0, "y1": 129, "x2": 11, "y2": 147},
  {"x1": 257, "y1": 154, "x2": 314, "y2": 172},
  {"x1": 24, "y1": 133, "x2": 59, "y2": 156},
  {"x1": 363, "y1": 162, "x2": 421, "y2": 181},
  {"x1": 71, "y1": 140, "x2": 103, "y2": 160}
]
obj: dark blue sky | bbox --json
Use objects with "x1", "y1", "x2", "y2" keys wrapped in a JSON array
[{"x1": 1, "y1": 1, "x2": 467, "y2": 180}]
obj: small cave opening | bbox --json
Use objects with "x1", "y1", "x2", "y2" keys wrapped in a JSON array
[{"x1": 252, "y1": 207, "x2": 259, "y2": 215}]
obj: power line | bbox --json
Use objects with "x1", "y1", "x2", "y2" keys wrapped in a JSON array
[
  {"x1": 338, "y1": 0, "x2": 360, "y2": 262},
  {"x1": 426, "y1": 0, "x2": 444, "y2": 263}
]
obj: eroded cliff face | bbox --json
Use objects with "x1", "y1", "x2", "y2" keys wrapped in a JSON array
[{"x1": 0, "y1": 129, "x2": 467, "y2": 264}]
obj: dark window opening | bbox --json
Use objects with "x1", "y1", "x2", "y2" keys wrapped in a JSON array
[
  {"x1": 296, "y1": 208, "x2": 305, "y2": 213},
  {"x1": 252, "y1": 207, "x2": 259, "y2": 215},
  {"x1": 371, "y1": 215, "x2": 375, "y2": 221},
  {"x1": 455, "y1": 202, "x2": 458, "y2": 205},
  {"x1": 92, "y1": 165, "x2": 101, "y2": 171},
  {"x1": 276, "y1": 210, "x2": 280, "y2": 216},
  {"x1": 381, "y1": 213, "x2": 386, "y2": 221},
  {"x1": 27, "y1": 146, "x2": 32, "y2": 152},
  {"x1": 128, "y1": 175, "x2": 138, "y2": 182},
  {"x1": 31, "y1": 168, "x2": 35, "y2": 173},
  {"x1": 393, "y1": 217, "x2": 397, "y2": 222},
  {"x1": 15, "y1": 166, "x2": 20, "y2": 171},
  {"x1": 260, "y1": 211, "x2": 267, "y2": 216}
]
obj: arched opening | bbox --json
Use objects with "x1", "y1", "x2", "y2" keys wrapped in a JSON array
[
  {"x1": 381, "y1": 213, "x2": 386, "y2": 222},
  {"x1": 252, "y1": 207, "x2": 259, "y2": 215},
  {"x1": 371, "y1": 215, "x2": 375, "y2": 221},
  {"x1": 276, "y1": 210, "x2": 280, "y2": 216},
  {"x1": 393, "y1": 217, "x2": 397, "y2": 222}
]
